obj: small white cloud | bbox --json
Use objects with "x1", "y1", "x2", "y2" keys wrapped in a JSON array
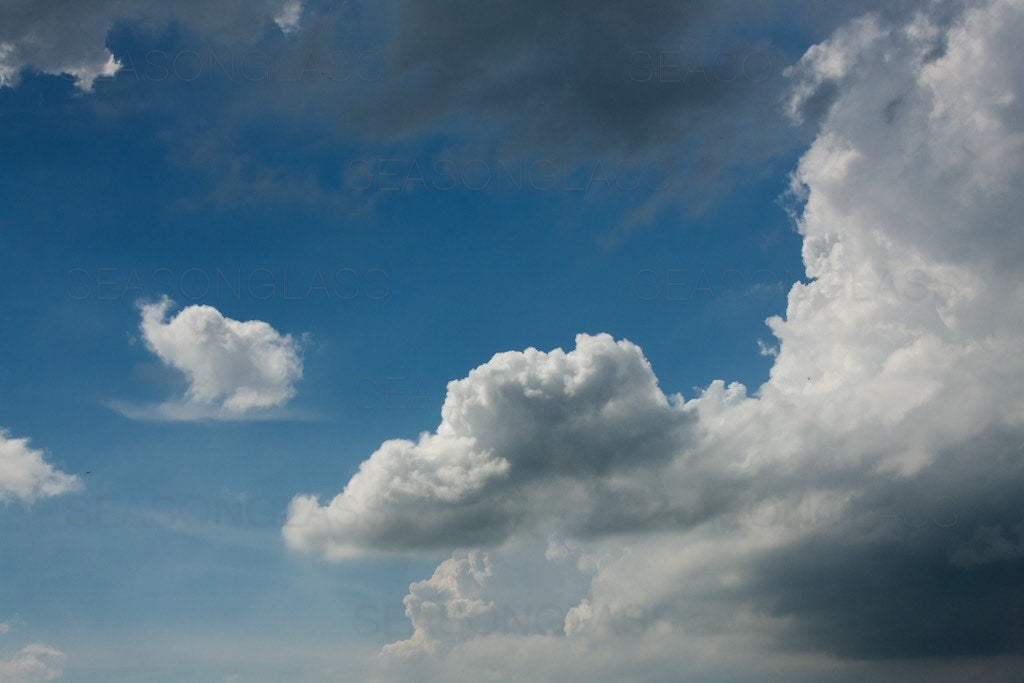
[
  {"x1": 0, "y1": 430, "x2": 81, "y2": 504},
  {"x1": 756, "y1": 338, "x2": 778, "y2": 357},
  {"x1": 0, "y1": 643, "x2": 65, "y2": 682},
  {"x1": 131, "y1": 298, "x2": 302, "y2": 420},
  {"x1": 0, "y1": 622, "x2": 9, "y2": 634},
  {"x1": 273, "y1": 0, "x2": 303, "y2": 35},
  {"x1": 61, "y1": 52, "x2": 121, "y2": 92}
]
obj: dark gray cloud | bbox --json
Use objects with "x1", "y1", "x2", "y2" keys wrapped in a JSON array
[
  {"x1": 2, "y1": 0, "x2": 973, "y2": 224},
  {"x1": 350, "y1": 0, "x2": 802, "y2": 212},
  {"x1": 373, "y1": 1, "x2": 731, "y2": 146},
  {"x1": 748, "y1": 430, "x2": 1024, "y2": 659},
  {"x1": 355, "y1": 0, "x2": 965, "y2": 178}
]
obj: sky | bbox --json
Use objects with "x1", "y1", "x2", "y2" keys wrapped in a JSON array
[{"x1": 1, "y1": 0, "x2": 1023, "y2": 680}]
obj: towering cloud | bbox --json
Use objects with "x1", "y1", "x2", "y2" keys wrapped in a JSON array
[{"x1": 286, "y1": 0, "x2": 1024, "y2": 678}]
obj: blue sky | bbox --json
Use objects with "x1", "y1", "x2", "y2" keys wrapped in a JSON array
[{"x1": 2, "y1": 1, "x2": 1024, "y2": 681}]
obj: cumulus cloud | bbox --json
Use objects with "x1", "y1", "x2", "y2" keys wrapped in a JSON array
[
  {"x1": 0, "y1": 0, "x2": 303, "y2": 90},
  {"x1": 382, "y1": 543, "x2": 590, "y2": 658},
  {"x1": 284, "y1": 333, "x2": 695, "y2": 558},
  {"x1": 127, "y1": 298, "x2": 302, "y2": 420},
  {"x1": 287, "y1": 0, "x2": 1024, "y2": 677},
  {"x1": 0, "y1": 643, "x2": 65, "y2": 682},
  {"x1": 0, "y1": 430, "x2": 81, "y2": 504}
]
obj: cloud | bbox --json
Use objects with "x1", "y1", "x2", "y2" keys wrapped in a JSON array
[
  {"x1": 343, "y1": 0, "x2": 814, "y2": 224},
  {"x1": 371, "y1": 1, "x2": 764, "y2": 142},
  {"x1": 0, "y1": 0, "x2": 809, "y2": 217},
  {"x1": 0, "y1": 0, "x2": 941, "y2": 229},
  {"x1": 129, "y1": 298, "x2": 303, "y2": 420},
  {"x1": 283, "y1": 333, "x2": 696, "y2": 559},
  {"x1": 0, "y1": 430, "x2": 81, "y2": 504},
  {"x1": 0, "y1": 643, "x2": 65, "y2": 682},
  {"x1": 334, "y1": 0, "x2": 943, "y2": 224},
  {"x1": 273, "y1": 0, "x2": 303, "y2": 36},
  {"x1": 287, "y1": 0, "x2": 1024, "y2": 677},
  {"x1": 0, "y1": 0, "x2": 925, "y2": 226},
  {"x1": 363, "y1": 1, "x2": 927, "y2": 154},
  {"x1": 0, "y1": 0, "x2": 303, "y2": 90},
  {"x1": 381, "y1": 543, "x2": 591, "y2": 658}
]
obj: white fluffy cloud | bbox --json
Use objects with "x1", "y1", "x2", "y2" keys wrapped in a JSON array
[
  {"x1": 0, "y1": 0, "x2": 303, "y2": 90},
  {"x1": 134, "y1": 299, "x2": 302, "y2": 419},
  {"x1": 0, "y1": 643, "x2": 65, "y2": 682},
  {"x1": 286, "y1": 0, "x2": 1024, "y2": 678},
  {"x1": 284, "y1": 333, "x2": 695, "y2": 558},
  {"x1": 0, "y1": 430, "x2": 80, "y2": 504}
]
